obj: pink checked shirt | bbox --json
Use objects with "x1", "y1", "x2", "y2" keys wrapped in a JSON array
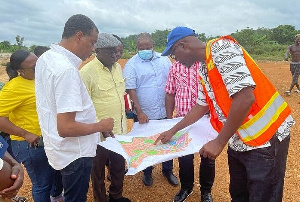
[{"x1": 165, "y1": 61, "x2": 200, "y2": 117}]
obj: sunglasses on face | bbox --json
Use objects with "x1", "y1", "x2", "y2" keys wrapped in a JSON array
[{"x1": 21, "y1": 66, "x2": 35, "y2": 71}]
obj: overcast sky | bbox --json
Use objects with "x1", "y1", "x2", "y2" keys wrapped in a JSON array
[{"x1": 0, "y1": 0, "x2": 299, "y2": 46}]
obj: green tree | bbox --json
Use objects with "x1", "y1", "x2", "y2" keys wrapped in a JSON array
[
  {"x1": 0, "y1": 41, "x2": 11, "y2": 52},
  {"x1": 270, "y1": 25, "x2": 297, "y2": 45},
  {"x1": 197, "y1": 33, "x2": 207, "y2": 42},
  {"x1": 152, "y1": 29, "x2": 170, "y2": 48},
  {"x1": 15, "y1": 35, "x2": 24, "y2": 49},
  {"x1": 29, "y1": 45, "x2": 37, "y2": 52}
]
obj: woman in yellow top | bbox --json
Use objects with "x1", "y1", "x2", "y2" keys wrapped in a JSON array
[{"x1": 0, "y1": 50, "x2": 63, "y2": 202}]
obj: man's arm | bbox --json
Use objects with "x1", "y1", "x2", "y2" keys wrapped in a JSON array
[
  {"x1": 0, "y1": 152, "x2": 24, "y2": 198},
  {"x1": 126, "y1": 89, "x2": 149, "y2": 124},
  {"x1": 165, "y1": 93, "x2": 175, "y2": 119},
  {"x1": 57, "y1": 112, "x2": 114, "y2": 137},
  {"x1": 285, "y1": 45, "x2": 291, "y2": 61},
  {"x1": 199, "y1": 86, "x2": 255, "y2": 159},
  {"x1": 155, "y1": 103, "x2": 209, "y2": 144}
]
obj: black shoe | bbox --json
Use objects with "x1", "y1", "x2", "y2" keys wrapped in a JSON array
[
  {"x1": 173, "y1": 189, "x2": 193, "y2": 202},
  {"x1": 109, "y1": 196, "x2": 131, "y2": 202},
  {"x1": 163, "y1": 172, "x2": 178, "y2": 186},
  {"x1": 201, "y1": 192, "x2": 213, "y2": 202},
  {"x1": 142, "y1": 174, "x2": 153, "y2": 186}
]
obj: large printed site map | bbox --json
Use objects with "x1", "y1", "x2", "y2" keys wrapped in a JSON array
[
  {"x1": 99, "y1": 116, "x2": 218, "y2": 175},
  {"x1": 120, "y1": 131, "x2": 191, "y2": 169}
]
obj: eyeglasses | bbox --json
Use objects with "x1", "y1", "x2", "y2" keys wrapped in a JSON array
[
  {"x1": 21, "y1": 66, "x2": 35, "y2": 71},
  {"x1": 170, "y1": 43, "x2": 180, "y2": 59},
  {"x1": 102, "y1": 49, "x2": 117, "y2": 56}
]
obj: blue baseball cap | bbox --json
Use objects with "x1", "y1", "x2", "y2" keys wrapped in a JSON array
[{"x1": 161, "y1": 27, "x2": 197, "y2": 56}]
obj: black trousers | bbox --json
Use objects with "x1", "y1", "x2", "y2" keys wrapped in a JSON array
[
  {"x1": 179, "y1": 154, "x2": 215, "y2": 193},
  {"x1": 91, "y1": 145, "x2": 125, "y2": 201}
]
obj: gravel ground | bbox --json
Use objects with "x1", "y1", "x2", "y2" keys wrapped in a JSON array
[{"x1": 0, "y1": 57, "x2": 299, "y2": 202}]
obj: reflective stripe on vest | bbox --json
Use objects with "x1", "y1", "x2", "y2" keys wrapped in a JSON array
[
  {"x1": 205, "y1": 36, "x2": 291, "y2": 146},
  {"x1": 238, "y1": 92, "x2": 288, "y2": 141}
]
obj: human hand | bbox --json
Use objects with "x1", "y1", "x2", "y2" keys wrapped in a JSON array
[
  {"x1": 199, "y1": 138, "x2": 226, "y2": 160},
  {"x1": 0, "y1": 161, "x2": 24, "y2": 199},
  {"x1": 154, "y1": 130, "x2": 175, "y2": 145},
  {"x1": 23, "y1": 132, "x2": 40, "y2": 147},
  {"x1": 98, "y1": 118, "x2": 114, "y2": 132},
  {"x1": 102, "y1": 131, "x2": 115, "y2": 138},
  {"x1": 137, "y1": 112, "x2": 149, "y2": 124}
]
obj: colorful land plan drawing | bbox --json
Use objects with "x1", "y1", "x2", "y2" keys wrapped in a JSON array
[
  {"x1": 119, "y1": 130, "x2": 192, "y2": 168},
  {"x1": 98, "y1": 116, "x2": 218, "y2": 175}
]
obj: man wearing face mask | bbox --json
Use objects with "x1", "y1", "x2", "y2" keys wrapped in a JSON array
[{"x1": 123, "y1": 33, "x2": 178, "y2": 187}]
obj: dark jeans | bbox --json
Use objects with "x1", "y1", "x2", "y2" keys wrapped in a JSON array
[
  {"x1": 133, "y1": 114, "x2": 174, "y2": 176},
  {"x1": 228, "y1": 135, "x2": 290, "y2": 202},
  {"x1": 60, "y1": 157, "x2": 93, "y2": 202},
  {"x1": 92, "y1": 145, "x2": 125, "y2": 201},
  {"x1": 178, "y1": 154, "x2": 215, "y2": 193},
  {"x1": 11, "y1": 140, "x2": 63, "y2": 202},
  {"x1": 51, "y1": 170, "x2": 64, "y2": 197}
]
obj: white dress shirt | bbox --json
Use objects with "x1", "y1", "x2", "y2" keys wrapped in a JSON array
[{"x1": 35, "y1": 44, "x2": 99, "y2": 170}]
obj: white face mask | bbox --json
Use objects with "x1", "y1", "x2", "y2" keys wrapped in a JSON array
[{"x1": 138, "y1": 50, "x2": 153, "y2": 60}]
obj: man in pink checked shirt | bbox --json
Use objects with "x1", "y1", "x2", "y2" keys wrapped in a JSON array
[{"x1": 165, "y1": 61, "x2": 215, "y2": 202}]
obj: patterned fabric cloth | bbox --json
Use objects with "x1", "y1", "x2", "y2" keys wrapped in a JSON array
[
  {"x1": 165, "y1": 61, "x2": 200, "y2": 117},
  {"x1": 196, "y1": 38, "x2": 295, "y2": 152},
  {"x1": 290, "y1": 62, "x2": 300, "y2": 84}
]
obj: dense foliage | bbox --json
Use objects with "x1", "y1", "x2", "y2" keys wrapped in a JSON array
[
  {"x1": 121, "y1": 25, "x2": 299, "y2": 60},
  {"x1": 1, "y1": 25, "x2": 299, "y2": 61}
]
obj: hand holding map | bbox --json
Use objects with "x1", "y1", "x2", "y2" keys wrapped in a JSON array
[{"x1": 98, "y1": 116, "x2": 218, "y2": 175}]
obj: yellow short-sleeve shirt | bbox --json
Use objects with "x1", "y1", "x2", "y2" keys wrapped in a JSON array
[{"x1": 0, "y1": 76, "x2": 41, "y2": 141}]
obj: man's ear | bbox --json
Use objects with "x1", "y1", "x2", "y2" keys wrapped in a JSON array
[
  {"x1": 179, "y1": 41, "x2": 188, "y2": 50},
  {"x1": 75, "y1": 31, "x2": 84, "y2": 44}
]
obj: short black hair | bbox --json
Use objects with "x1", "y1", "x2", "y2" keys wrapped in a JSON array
[
  {"x1": 62, "y1": 14, "x2": 98, "y2": 39},
  {"x1": 34, "y1": 46, "x2": 49, "y2": 57}
]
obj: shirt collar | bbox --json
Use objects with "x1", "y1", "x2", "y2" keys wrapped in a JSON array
[{"x1": 50, "y1": 44, "x2": 82, "y2": 69}]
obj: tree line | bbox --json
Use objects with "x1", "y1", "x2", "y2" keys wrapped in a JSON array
[{"x1": 1, "y1": 25, "x2": 299, "y2": 61}]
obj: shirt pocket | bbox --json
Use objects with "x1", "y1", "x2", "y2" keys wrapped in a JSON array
[{"x1": 96, "y1": 79, "x2": 125, "y2": 102}]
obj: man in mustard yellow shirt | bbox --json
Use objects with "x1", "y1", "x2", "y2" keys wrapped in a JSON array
[{"x1": 80, "y1": 33, "x2": 130, "y2": 202}]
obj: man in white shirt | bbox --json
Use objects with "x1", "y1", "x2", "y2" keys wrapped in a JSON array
[{"x1": 35, "y1": 14, "x2": 114, "y2": 202}]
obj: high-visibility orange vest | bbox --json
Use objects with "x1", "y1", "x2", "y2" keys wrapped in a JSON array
[{"x1": 201, "y1": 35, "x2": 291, "y2": 146}]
